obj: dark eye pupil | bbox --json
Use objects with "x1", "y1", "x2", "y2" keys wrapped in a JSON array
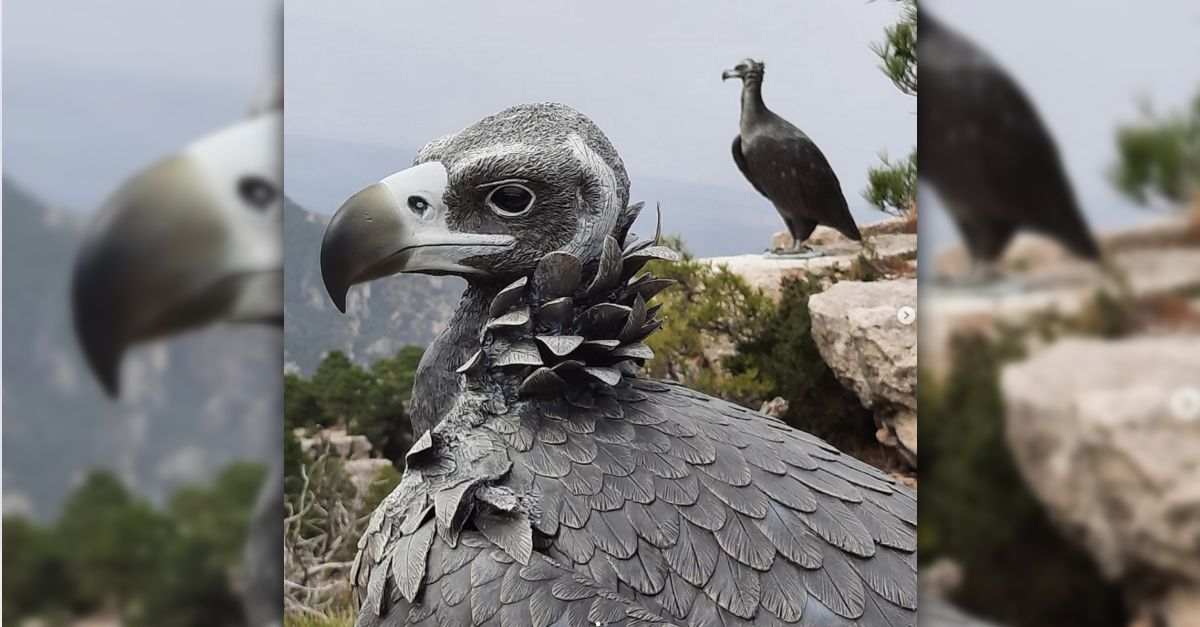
[
  {"x1": 238, "y1": 176, "x2": 276, "y2": 210},
  {"x1": 490, "y1": 185, "x2": 532, "y2": 214}
]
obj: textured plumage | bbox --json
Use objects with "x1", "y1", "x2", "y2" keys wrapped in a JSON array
[
  {"x1": 724, "y1": 59, "x2": 862, "y2": 249},
  {"x1": 919, "y1": 12, "x2": 1100, "y2": 264},
  {"x1": 320, "y1": 103, "x2": 916, "y2": 626}
]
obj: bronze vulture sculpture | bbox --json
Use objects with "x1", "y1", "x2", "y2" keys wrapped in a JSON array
[
  {"x1": 723, "y1": 59, "x2": 862, "y2": 256},
  {"x1": 321, "y1": 103, "x2": 917, "y2": 626},
  {"x1": 919, "y1": 12, "x2": 1100, "y2": 280}
]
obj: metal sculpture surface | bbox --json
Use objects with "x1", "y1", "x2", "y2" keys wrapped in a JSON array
[
  {"x1": 723, "y1": 59, "x2": 862, "y2": 256},
  {"x1": 321, "y1": 103, "x2": 917, "y2": 626},
  {"x1": 920, "y1": 12, "x2": 1100, "y2": 279}
]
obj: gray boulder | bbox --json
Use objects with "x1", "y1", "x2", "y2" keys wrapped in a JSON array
[
  {"x1": 809, "y1": 278, "x2": 918, "y2": 467},
  {"x1": 1003, "y1": 336, "x2": 1200, "y2": 624}
]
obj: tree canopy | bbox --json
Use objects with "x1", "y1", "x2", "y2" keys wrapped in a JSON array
[
  {"x1": 4, "y1": 463, "x2": 266, "y2": 627},
  {"x1": 864, "y1": 0, "x2": 918, "y2": 217},
  {"x1": 1111, "y1": 93, "x2": 1200, "y2": 208}
]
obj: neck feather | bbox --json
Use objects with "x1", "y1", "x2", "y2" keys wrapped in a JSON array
[
  {"x1": 740, "y1": 79, "x2": 768, "y2": 130},
  {"x1": 409, "y1": 283, "x2": 497, "y2": 434}
]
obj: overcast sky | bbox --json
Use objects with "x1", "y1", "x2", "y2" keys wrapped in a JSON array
[
  {"x1": 285, "y1": 0, "x2": 916, "y2": 207},
  {"x1": 922, "y1": 0, "x2": 1200, "y2": 247},
  {"x1": 5, "y1": 0, "x2": 1197, "y2": 230},
  {"x1": 3, "y1": 0, "x2": 278, "y2": 212}
]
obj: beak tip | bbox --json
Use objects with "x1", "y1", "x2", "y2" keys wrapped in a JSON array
[
  {"x1": 322, "y1": 269, "x2": 349, "y2": 314},
  {"x1": 99, "y1": 374, "x2": 120, "y2": 399},
  {"x1": 80, "y1": 344, "x2": 122, "y2": 398},
  {"x1": 320, "y1": 262, "x2": 349, "y2": 314},
  {"x1": 72, "y1": 270, "x2": 124, "y2": 399}
]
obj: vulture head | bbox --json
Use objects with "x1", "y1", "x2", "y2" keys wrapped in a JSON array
[
  {"x1": 321, "y1": 103, "x2": 642, "y2": 310},
  {"x1": 72, "y1": 110, "x2": 282, "y2": 396},
  {"x1": 322, "y1": 103, "x2": 679, "y2": 421},
  {"x1": 722, "y1": 58, "x2": 765, "y2": 85}
]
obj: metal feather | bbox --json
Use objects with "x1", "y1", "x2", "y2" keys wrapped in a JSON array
[
  {"x1": 618, "y1": 295, "x2": 648, "y2": 343},
  {"x1": 584, "y1": 235, "x2": 623, "y2": 298},
  {"x1": 535, "y1": 334, "x2": 584, "y2": 357},
  {"x1": 581, "y1": 366, "x2": 621, "y2": 386},
  {"x1": 456, "y1": 349, "x2": 484, "y2": 374},
  {"x1": 490, "y1": 276, "x2": 529, "y2": 317},
  {"x1": 533, "y1": 251, "x2": 583, "y2": 299},
  {"x1": 475, "y1": 510, "x2": 534, "y2": 565},
  {"x1": 434, "y1": 480, "x2": 476, "y2": 545},
  {"x1": 493, "y1": 339, "x2": 544, "y2": 368},
  {"x1": 487, "y1": 307, "x2": 531, "y2": 329},
  {"x1": 612, "y1": 342, "x2": 654, "y2": 361},
  {"x1": 391, "y1": 523, "x2": 436, "y2": 602},
  {"x1": 578, "y1": 302, "x2": 631, "y2": 338},
  {"x1": 619, "y1": 277, "x2": 676, "y2": 306},
  {"x1": 537, "y1": 297, "x2": 574, "y2": 327},
  {"x1": 519, "y1": 367, "x2": 567, "y2": 396},
  {"x1": 621, "y1": 246, "x2": 681, "y2": 280}
]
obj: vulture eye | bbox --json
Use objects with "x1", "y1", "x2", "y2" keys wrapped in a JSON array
[
  {"x1": 486, "y1": 184, "x2": 535, "y2": 217},
  {"x1": 238, "y1": 176, "x2": 277, "y2": 211}
]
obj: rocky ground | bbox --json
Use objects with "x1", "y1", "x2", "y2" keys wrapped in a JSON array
[
  {"x1": 702, "y1": 217, "x2": 920, "y2": 474},
  {"x1": 1003, "y1": 337, "x2": 1200, "y2": 626},
  {"x1": 925, "y1": 211, "x2": 1200, "y2": 626},
  {"x1": 702, "y1": 218, "x2": 917, "y2": 299},
  {"x1": 297, "y1": 428, "x2": 393, "y2": 500},
  {"x1": 810, "y1": 278, "x2": 918, "y2": 468},
  {"x1": 923, "y1": 214, "x2": 1200, "y2": 380}
]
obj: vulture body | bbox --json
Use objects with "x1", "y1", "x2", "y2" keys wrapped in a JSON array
[
  {"x1": 321, "y1": 103, "x2": 917, "y2": 627},
  {"x1": 723, "y1": 59, "x2": 861, "y2": 252},
  {"x1": 919, "y1": 12, "x2": 1100, "y2": 267}
]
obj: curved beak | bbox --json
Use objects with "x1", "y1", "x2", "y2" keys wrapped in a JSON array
[
  {"x1": 72, "y1": 156, "x2": 281, "y2": 396},
  {"x1": 320, "y1": 161, "x2": 514, "y2": 313},
  {"x1": 722, "y1": 68, "x2": 743, "y2": 82}
]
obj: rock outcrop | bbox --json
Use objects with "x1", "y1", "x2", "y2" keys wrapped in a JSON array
[
  {"x1": 299, "y1": 428, "x2": 372, "y2": 460},
  {"x1": 1002, "y1": 336, "x2": 1200, "y2": 625},
  {"x1": 809, "y1": 278, "x2": 919, "y2": 467},
  {"x1": 701, "y1": 218, "x2": 917, "y2": 299},
  {"x1": 924, "y1": 215, "x2": 1200, "y2": 380},
  {"x1": 298, "y1": 428, "x2": 394, "y2": 499}
]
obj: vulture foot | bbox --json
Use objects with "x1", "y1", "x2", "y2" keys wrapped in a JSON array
[{"x1": 764, "y1": 242, "x2": 826, "y2": 259}]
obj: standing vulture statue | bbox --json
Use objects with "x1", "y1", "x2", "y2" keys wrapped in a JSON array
[
  {"x1": 919, "y1": 11, "x2": 1101, "y2": 280},
  {"x1": 72, "y1": 97, "x2": 283, "y2": 627},
  {"x1": 722, "y1": 59, "x2": 862, "y2": 256},
  {"x1": 321, "y1": 103, "x2": 917, "y2": 626}
]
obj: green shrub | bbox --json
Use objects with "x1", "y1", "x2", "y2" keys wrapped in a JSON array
[
  {"x1": 642, "y1": 239, "x2": 775, "y2": 406},
  {"x1": 921, "y1": 331, "x2": 1127, "y2": 626},
  {"x1": 726, "y1": 274, "x2": 881, "y2": 459},
  {"x1": 3, "y1": 464, "x2": 268, "y2": 626}
]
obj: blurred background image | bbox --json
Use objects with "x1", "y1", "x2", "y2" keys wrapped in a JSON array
[
  {"x1": 7, "y1": 1, "x2": 1199, "y2": 627},
  {"x1": 3, "y1": 1, "x2": 282, "y2": 625},
  {"x1": 282, "y1": 1, "x2": 918, "y2": 624},
  {"x1": 918, "y1": 1, "x2": 1200, "y2": 626}
]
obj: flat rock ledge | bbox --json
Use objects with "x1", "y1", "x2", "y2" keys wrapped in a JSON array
[
  {"x1": 701, "y1": 219, "x2": 917, "y2": 299},
  {"x1": 924, "y1": 215, "x2": 1200, "y2": 380}
]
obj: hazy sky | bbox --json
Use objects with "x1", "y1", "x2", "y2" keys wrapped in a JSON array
[
  {"x1": 285, "y1": 0, "x2": 916, "y2": 211},
  {"x1": 4, "y1": 0, "x2": 277, "y2": 87},
  {"x1": 3, "y1": 0, "x2": 279, "y2": 212},
  {"x1": 922, "y1": 0, "x2": 1200, "y2": 247}
]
